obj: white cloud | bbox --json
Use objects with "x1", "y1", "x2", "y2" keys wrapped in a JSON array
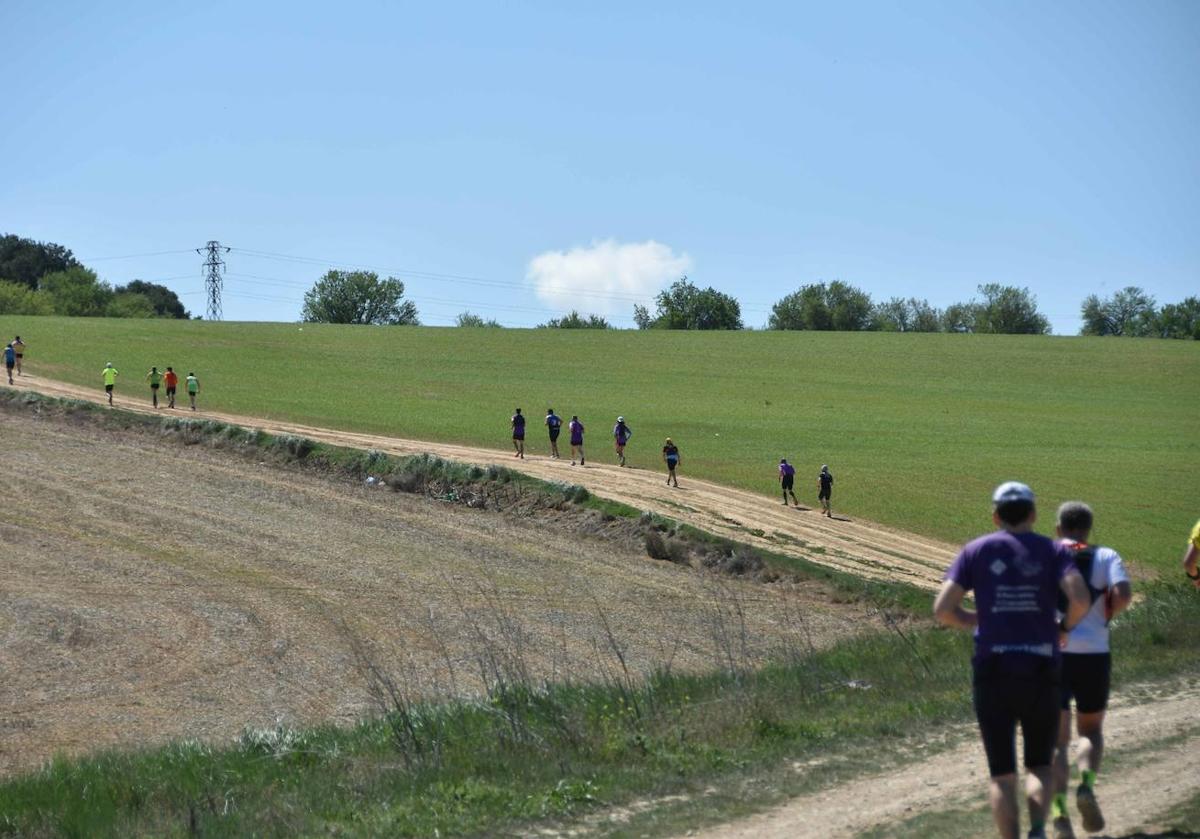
[{"x1": 526, "y1": 239, "x2": 691, "y2": 317}]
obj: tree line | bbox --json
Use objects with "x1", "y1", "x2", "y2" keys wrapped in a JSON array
[
  {"x1": 0, "y1": 234, "x2": 190, "y2": 319},
  {"x1": 4, "y1": 234, "x2": 1195, "y2": 338}
]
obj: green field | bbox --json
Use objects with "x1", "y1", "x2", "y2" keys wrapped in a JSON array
[{"x1": 4, "y1": 316, "x2": 1197, "y2": 574}]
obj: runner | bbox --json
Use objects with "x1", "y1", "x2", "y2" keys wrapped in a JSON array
[
  {"x1": 545, "y1": 408, "x2": 562, "y2": 459},
  {"x1": 568, "y1": 415, "x2": 585, "y2": 465},
  {"x1": 163, "y1": 367, "x2": 179, "y2": 409},
  {"x1": 3, "y1": 343, "x2": 13, "y2": 385},
  {"x1": 511, "y1": 408, "x2": 526, "y2": 459},
  {"x1": 1050, "y1": 501, "x2": 1133, "y2": 839},
  {"x1": 933, "y1": 482, "x2": 1089, "y2": 839},
  {"x1": 11, "y1": 335, "x2": 24, "y2": 376},
  {"x1": 662, "y1": 438, "x2": 680, "y2": 487},
  {"x1": 779, "y1": 458, "x2": 798, "y2": 506},
  {"x1": 1184, "y1": 519, "x2": 1200, "y2": 589},
  {"x1": 613, "y1": 416, "x2": 632, "y2": 466},
  {"x1": 185, "y1": 371, "x2": 199, "y2": 410},
  {"x1": 101, "y1": 363, "x2": 119, "y2": 406},
  {"x1": 145, "y1": 366, "x2": 163, "y2": 408},
  {"x1": 818, "y1": 465, "x2": 834, "y2": 517}
]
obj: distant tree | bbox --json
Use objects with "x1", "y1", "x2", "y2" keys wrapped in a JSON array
[
  {"x1": 826, "y1": 281, "x2": 875, "y2": 331},
  {"x1": 769, "y1": 281, "x2": 874, "y2": 331},
  {"x1": 0, "y1": 280, "x2": 55, "y2": 315},
  {"x1": 873, "y1": 297, "x2": 911, "y2": 332},
  {"x1": 973, "y1": 284, "x2": 1050, "y2": 334},
  {"x1": 769, "y1": 284, "x2": 830, "y2": 330},
  {"x1": 633, "y1": 303, "x2": 653, "y2": 330},
  {"x1": 40, "y1": 267, "x2": 113, "y2": 317},
  {"x1": 1151, "y1": 296, "x2": 1200, "y2": 340},
  {"x1": 455, "y1": 311, "x2": 503, "y2": 328},
  {"x1": 0, "y1": 234, "x2": 81, "y2": 290},
  {"x1": 115, "y1": 280, "x2": 190, "y2": 319},
  {"x1": 301, "y1": 270, "x2": 419, "y2": 325},
  {"x1": 639, "y1": 276, "x2": 742, "y2": 330},
  {"x1": 909, "y1": 299, "x2": 943, "y2": 333},
  {"x1": 874, "y1": 297, "x2": 943, "y2": 332},
  {"x1": 941, "y1": 302, "x2": 977, "y2": 334},
  {"x1": 106, "y1": 291, "x2": 157, "y2": 318},
  {"x1": 539, "y1": 310, "x2": 612, "y2": 329},
  {"x1": 1080, "y1": 286, "x2": 1157, "y2": 337}
]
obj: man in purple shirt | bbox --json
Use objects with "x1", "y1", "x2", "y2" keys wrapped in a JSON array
[
  {"x1": 568, "y1": 415, "x2": 585, "y2": 466},
  {"x1": 778, "y1": 458, "x2": 798, "y2": 506},
  {"x1": 934, "y1": 481, "x2": 1090, "y2": 839}
]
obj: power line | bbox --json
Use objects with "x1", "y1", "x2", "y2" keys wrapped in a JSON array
[
  {"x1": 197, "y1": 241, "x2": 230, "y2": 321},
  {"x1": 81, "y1": 248, "x2": 197, "y2": 261}
]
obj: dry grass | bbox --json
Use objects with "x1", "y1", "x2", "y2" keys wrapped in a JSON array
[{"x1": 0, "y1": 412, "x2": 865, "y2": 775}]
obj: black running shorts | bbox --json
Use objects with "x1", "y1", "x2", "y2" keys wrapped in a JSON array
[
  {"x1": 782, "y1": 475, "x2": 795, "y2": 490},
  {"x1": 105, "y1": 384, "x2": 114, "y2": 393},
  {"x1": 1060, "y1": 653, "x2": 1111, "y2": 714},
  {"x1": 549, "y1": 428, "x2": 560, "y2": 441},
  {"x1": 972, "y1": 656, "x2": 1061, "y2": 777},
  {"x1": 818, "y1": 489, "x2": 830, "y2": 500},
  {"x1": 151, "y1": 383, "x2": 159, "y2": 390}
]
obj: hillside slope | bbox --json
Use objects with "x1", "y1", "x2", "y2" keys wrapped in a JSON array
[{"x1": 10, "y1": 374, "x2": 957, "y2": 588}]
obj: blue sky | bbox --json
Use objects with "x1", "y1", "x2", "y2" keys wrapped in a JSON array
[{"x1": 3, "y1": 1, "x2": 1196, "y2": 330}]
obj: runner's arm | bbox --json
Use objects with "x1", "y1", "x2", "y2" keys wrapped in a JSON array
[
  {"x1": 1107, "y1": 581, "x2": 1133, "y2": 617},
  {"x1": 1060, "y1": 570, "x2": 1090, "y2": 630},
  {"x1": 932, "y1": 580, "x2": 977, "y2": 629},
  {"x1": 1183, "y1": 542, "x2": 1199, "y2": 587}
]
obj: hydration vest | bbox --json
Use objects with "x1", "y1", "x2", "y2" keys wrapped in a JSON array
[{"x1": 1057, "y1": 541, "x2": 1105, "y2": 614}]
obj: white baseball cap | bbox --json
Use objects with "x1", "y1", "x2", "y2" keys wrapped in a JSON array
[
  {"x1": 617, "y1": 416, "x2": 624, "y2": 422},
  {"x1": 992, "y1": 481, "x2": 1035, "y2": 505}
]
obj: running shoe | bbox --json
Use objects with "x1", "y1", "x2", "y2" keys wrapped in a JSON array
[
  {"x1": 1052, "y1": 815, "x2": 1075, "y2": 839},
  {"x1": 1076, "y1": 784, "x2": 1105, "y2": 832}
]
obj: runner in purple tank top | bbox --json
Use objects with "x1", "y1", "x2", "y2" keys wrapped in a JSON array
[
  {"x1": 934, "y1": 482, "x2": 1089, "y2": 839},
  {"x1": 568, "y1": 416, "x2": 585, "y2": 466}
]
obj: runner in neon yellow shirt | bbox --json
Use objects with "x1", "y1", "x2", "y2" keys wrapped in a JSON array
[
  {"x1": 145, "y1": 366, "x2": 163, "y2": 409},
  {"x1": 186, "y1": 372, "x2": 200, "y2": 411},
  {"x1": 101, "y1": 363, "x2": 119, "y2": 405},
  {"x1": 1184, "y1": 519, "x2": 1200, "y2": 589}
]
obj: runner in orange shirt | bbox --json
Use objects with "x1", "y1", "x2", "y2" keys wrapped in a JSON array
[{"x1": 163, "y1": 367, "x2": 179, "y2": 409}]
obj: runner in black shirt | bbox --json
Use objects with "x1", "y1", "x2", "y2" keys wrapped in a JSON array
[
  {"x1": 511, "y1": 408, "x2": 526, "y2": 459},
  {"x1": 818, "y1": 465, "x2": 833, "y2": 517}
]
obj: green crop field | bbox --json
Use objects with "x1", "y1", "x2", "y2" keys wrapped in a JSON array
[{"x1": 3, "y1": 315, "x2": 1197, "y2": 575}]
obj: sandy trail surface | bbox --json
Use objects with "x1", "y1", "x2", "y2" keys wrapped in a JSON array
[
  {"x1": 683, "y1": 680, "x2": 1200, "y2": 838},
  {"x1": 10, "y1": 376, "x2": 957, "y2": 590},
  {"x1": 0, "y1": 395, "x2": 861, "y2": 776}
]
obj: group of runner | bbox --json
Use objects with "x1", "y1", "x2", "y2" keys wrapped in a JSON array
[
  {"x1": 511, "y1": 408, "x2": 832, "y2": 501},
  {"x1": 3, "y1": 336, "x2": 25, "y2": 385},
  {"x1": 932, "y1": 483, "x2": 1200, "y2": 839},
  {"x1": 100, "y1": 363, "x2": 200, "y2": 410},
  {"x1": 511, "y1": 408, "x2": 686, "y2": 485}
]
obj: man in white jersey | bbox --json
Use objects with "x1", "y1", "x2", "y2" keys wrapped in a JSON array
[{"x1": 1050, "y1": 502, "x2": 1133, "y2": 839}]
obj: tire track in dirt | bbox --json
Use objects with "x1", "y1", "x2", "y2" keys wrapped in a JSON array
[
  {"x1": 680, "y1": 680, "x2": 1200, "y2": 838},
  {"x1": 11, "y1": 376, "x2": 956, "y2": 590}
]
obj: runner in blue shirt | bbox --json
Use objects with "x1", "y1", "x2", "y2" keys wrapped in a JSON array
[
  {"x1": 3, "y1": 343, "x2": 14, "y2": 385},
  {"x1": 613, "y1": 416, "x2": 632, "y2": 467},
  {"x1": 545, "y1": 408, "x2": 563, "y2": 459},
  {"x1": 934, "y1": 482, "x2": 1090, "y2": 839}
]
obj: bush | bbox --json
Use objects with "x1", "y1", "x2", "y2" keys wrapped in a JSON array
[{"x1": 0, "y1": 280, "x2": 55, "y2": 315}]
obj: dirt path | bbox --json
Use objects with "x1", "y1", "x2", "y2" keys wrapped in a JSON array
[
  {"x1": 683, "y1": 680, "x2": 1200, "y2": 838},
  {"x1": 10, "y1": 376, "x2": 956, "y2": 590}
]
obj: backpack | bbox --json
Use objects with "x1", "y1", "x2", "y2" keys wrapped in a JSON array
[{"x1": 1057, "y1": 542, "x2": 1104, "y2": 614}]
